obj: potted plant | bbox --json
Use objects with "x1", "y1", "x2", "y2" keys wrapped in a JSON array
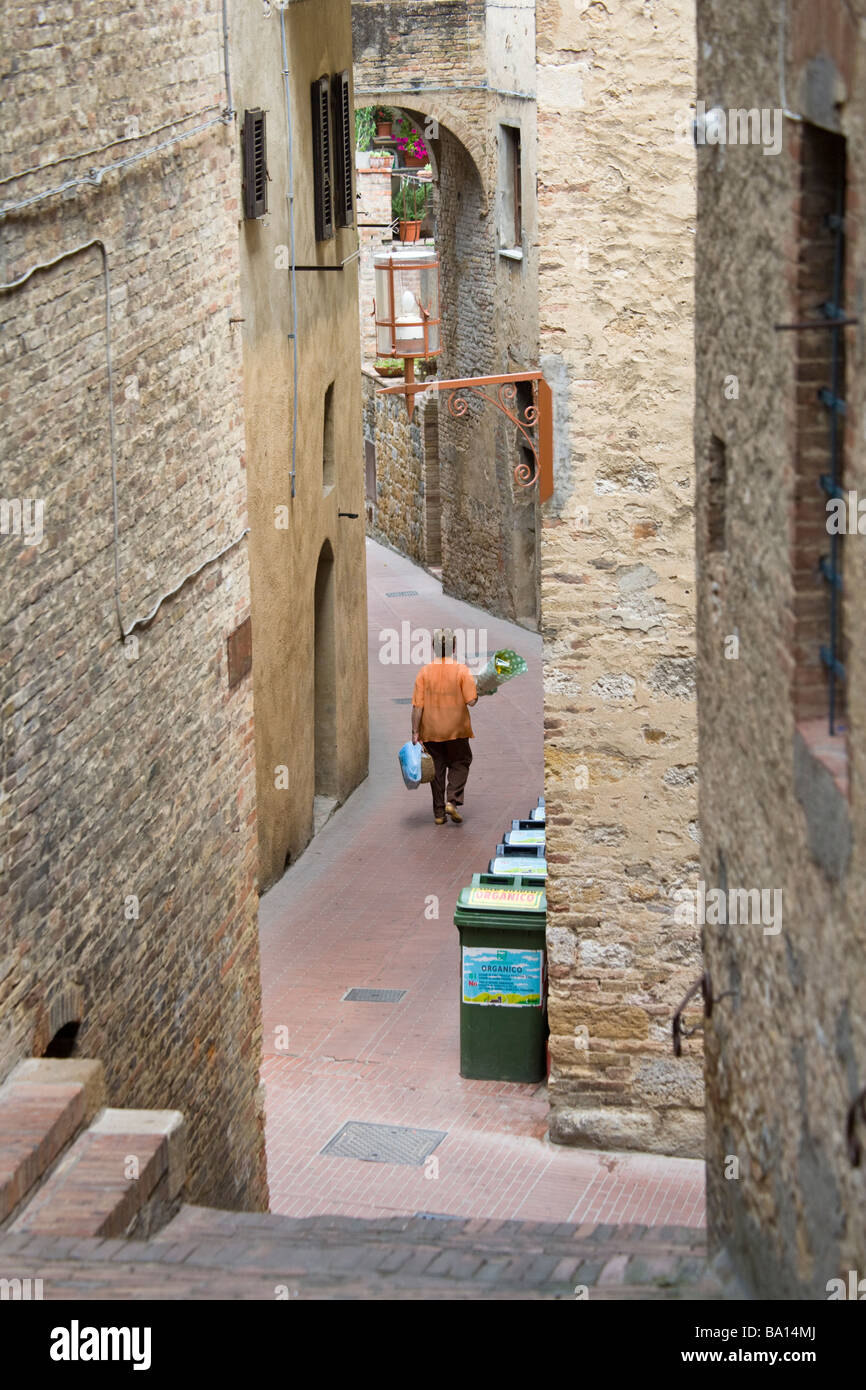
[
  {"x1": 374, "y1": 106, "x2": 393, "y2": 139},
  {"x1": 392, "y1": 180, "x2": 429, "y2": 242},
  {"x1": 395, "y1": 119, "x2": 429, "y2": 168},
  {"x1": 374, "y1": 357, "x2": 404, "y2": 378}
]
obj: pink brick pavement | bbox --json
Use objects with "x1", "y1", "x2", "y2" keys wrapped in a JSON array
[{"x1": 258, "y1": 539, "x2": 706, "y2": 1227}]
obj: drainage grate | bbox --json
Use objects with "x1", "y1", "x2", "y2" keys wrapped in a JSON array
[
  {"x1": 385, "y1": 590, "x2": 418, "y2": 597},
  {"x1": 392, "y1": 697, "x2": 412, "y2": 705},
  {"x1": 343, "y1": 988, "x2": 406, "y2": 1003},
  {"x1": 321, "y1": 1121, "x2": 446, "y2": 1166}
]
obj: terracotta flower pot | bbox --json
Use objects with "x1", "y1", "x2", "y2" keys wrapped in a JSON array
[
  {"x1": 398, "y1": 220, "x2": 422, "y2": 242},
  {"x1": 403, "y1": 152, "x2": 426, "y2": 168},
  {"x1": 376, "y1": 121, "x2": 392, "y2": 138}
]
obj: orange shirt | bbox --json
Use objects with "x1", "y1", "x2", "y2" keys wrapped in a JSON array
[{"x1": 412, "y1": 658, "x2": 477, "y2": 741}]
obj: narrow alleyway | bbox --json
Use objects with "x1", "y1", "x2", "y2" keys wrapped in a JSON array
[{"x1": 259, "y1": 539, "x2": 705, "y2": 1227}]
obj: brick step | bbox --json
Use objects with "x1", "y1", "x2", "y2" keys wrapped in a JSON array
[
  {"x1": 9, "y1": 1108, "x2": 185, "y2": 1240},
  {"x1": 147, "y1": 1205, "x2": 716, "y2": 1295},
  {"x1": 0, "y1": 1229, "x2": 722, "y2": 1299},
  {"x1": 0, "y1": 1060, "x2": 105, "y2": 1228},
  {"x1": 156, "y1": 1203, "x2": 707, "y2": 1258}
]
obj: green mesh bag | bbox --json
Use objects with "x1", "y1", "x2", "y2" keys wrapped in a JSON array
[{"x1": 475, "y1": 648, "x2": 528, "y2": 696}]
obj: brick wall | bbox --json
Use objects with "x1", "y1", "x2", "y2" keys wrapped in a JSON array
[
  {"x1": 696, "y1": 0, "x2": 866, "y2": 1295},
  {"x1": 353, "y1": 0, "x2": 540, "y2": 626},
  {"x1": 358, "y1": 167, "x2": 394, "y2": 361},
  {"x1": 537, "y1": 0, "x2": 702, "y2": 1158},
  {"x1": 0, "y1": 0, "x2": 267, "y2": 1211}
]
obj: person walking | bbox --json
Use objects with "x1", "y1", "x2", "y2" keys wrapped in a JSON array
[{"x1": 411, "y1": 627, "x2": 478, "y2": 825}]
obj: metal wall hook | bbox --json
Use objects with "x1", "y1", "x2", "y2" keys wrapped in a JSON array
[{"x1": 672, "y1": 970, "x2": 737, "y2": 1056}]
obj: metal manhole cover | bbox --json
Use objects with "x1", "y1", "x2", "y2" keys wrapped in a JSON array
[
  {"x1": 392, "y1": 697, "x2": 412, "y2": 704},
  {"x1": 321, "y1": 1121, "x2": 446, "y2": 1166},
  {"x1": 385, "y1": 590, "x2": 418, "y2": 597},
  {"x1": 343, "y1": 988, "x2": 406, "y2": 1003}
]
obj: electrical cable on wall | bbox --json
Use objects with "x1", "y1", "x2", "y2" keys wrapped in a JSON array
[
  {"x1": 279, "y1": 4, "x2": 300, "y2": 499},
  {"x1": 1, "y1": 2, "x2": 246, "y2": 639},
  {"x1": 1, "y1": 0, "x2": 235, "y2": 215},
  {"x1": 1, "y1": 242, "x2": 249, "y2": 641}
]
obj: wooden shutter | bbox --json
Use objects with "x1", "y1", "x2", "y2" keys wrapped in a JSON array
[
  {"x1": 332, "y1": 70, "x2": 354, "y2": 228},
  {"x1": 311, "y1": 76, "x2": 334, "y2": 241},
  {"x1": 242, "y1": 109, "x2": 267, "y2": 220}
]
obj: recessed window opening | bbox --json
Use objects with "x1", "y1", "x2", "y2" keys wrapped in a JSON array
[
  {"x1": 498, "y1": 124, "x2": 522, "y2": 251},
  {"x1": 707, "y1": 435, "x2": 727, "y2": 553},
  {"x1": 43, "y1": 1021, "x2": 80, "y2": 1058},
  {"x1": 323, "y1": 382, "x2": 335, "y2": 492}
]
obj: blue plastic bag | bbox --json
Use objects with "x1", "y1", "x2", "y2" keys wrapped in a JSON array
[{"x1": 398, "y1": 740, "x2": 423, "y2": 789}]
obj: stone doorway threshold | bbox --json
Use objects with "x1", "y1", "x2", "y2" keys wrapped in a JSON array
[{"x1": 313, "y1": 795, "x2": 339, "y2": 837}]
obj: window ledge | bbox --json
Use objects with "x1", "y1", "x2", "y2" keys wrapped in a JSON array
[{"x1": 499, "y1": 247, "x2": 524, "y2": 261}]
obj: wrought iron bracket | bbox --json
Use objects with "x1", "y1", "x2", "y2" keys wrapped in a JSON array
[
  {"x1": 672, "y1": 970, "x2": 738, "y2": 1057},
  {"x1": 378, "y1": 369, "x2": 553, "y2": 502}
]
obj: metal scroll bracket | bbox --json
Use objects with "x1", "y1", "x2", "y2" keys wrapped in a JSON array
[{"x1": 378, "y1": 369, "x2": 554, "y2": 503}]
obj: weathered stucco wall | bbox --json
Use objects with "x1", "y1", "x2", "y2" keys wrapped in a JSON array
[
  {"x1": 0, "y1": 0, "x2": 267, "y2": 1209},
  {"x1": 231, "y1": 0, "x2": 369, "y2": 889},
  {"x1": 696, "y1": 0, "x2": 866, "y2": 1296},
  {"x1": 537, "y1": 0, "x2": 702, "y2": 1156}
]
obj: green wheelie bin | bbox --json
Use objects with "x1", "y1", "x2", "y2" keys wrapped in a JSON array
[{"x1": 453, "y1": 872, "x2": 548, "y2": 1082}]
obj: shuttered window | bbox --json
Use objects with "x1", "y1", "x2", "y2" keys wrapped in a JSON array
[
  {"x1": 242, "y1": 109, "x2": 268, "y2": 220},
  {"x1": 332, "y1": 70, "x2": 354, "y2": 228},
  {"x1": 311, "y1": 75, "x2": 334, "y2": 241}
]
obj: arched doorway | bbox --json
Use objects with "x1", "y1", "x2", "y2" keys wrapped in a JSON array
[{"x1": 313, "y1": 540, "x2": 338, "y2": 808}]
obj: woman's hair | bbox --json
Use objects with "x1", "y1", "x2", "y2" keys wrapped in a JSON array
[{"x1": 433, "y1": 627, "x2": 455, "y2": 658}]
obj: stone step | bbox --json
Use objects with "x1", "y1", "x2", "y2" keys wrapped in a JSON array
[
  {"x1": 9, "y1": 1108, "x2": 185, "y2": 1240},
  {"x1": 0, "y1": 1059, "x2": 105, "y2": 1227}
]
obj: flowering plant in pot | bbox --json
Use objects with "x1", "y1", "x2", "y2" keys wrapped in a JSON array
[
  {"x1": 395, "y1": 120, "x2": 429, "y2": 167},
  {"x1": 374, "y1": 105, "x2": 393, "y2": 138}
]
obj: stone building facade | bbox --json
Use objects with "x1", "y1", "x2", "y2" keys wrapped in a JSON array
[
  {"x1": 231, "y1": 0, "x2": 369, "y2": 890},
  {"x1": 0, "y1": 0, "x2": 267, "y2": 1209},
  {"x1": 695, "y1": 0, "x2": 866, "y2": 1295},
  {"x1": 536, "y1": 0, "x2": 703, "y2": 1157},
  {"x1": 353, "y1": 0, "x2": 540, "y2": 626}
]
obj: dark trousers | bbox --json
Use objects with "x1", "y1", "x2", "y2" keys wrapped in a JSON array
[{"x1": 424, "y1": 738, "x2": 473, "y2": 817}]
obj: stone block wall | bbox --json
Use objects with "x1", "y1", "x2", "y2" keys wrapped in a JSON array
[
  {"x1": 362, "y1": 366, "x2": 432, "y2": 565},
  {"x1": 696, "y1": 0, "x2": 866, "y2": 1296},
  {"x1": 0, "y1": 0, "x2": 267, "y2": 1211},
  {"x1": 537, "y1": 0, "x2": 702, "y2": 1157}
]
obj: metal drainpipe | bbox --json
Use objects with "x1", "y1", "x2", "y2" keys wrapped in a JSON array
[
  {"x1": 222, "y1": 0, "x2": 234, "y2": 117},
  {"x1": 279, "y1": 5, "x2": 300, "y2": 499}
]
